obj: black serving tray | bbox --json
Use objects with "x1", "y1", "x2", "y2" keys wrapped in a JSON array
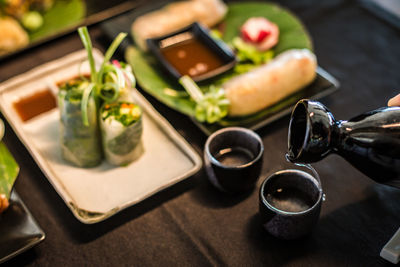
[{"x1": 0, "y1": 191, "x2": 45, "y2": 264}]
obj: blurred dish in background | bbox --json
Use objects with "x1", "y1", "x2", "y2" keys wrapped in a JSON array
[
  {"x1": 0, "y1": 0, "x2": 84, "y2": 56},
  {"x1": 0, "y1": 0, "x2": 143, "y2": 59},
  {"x1": 0, "y1": 16, "x2": 29, "y2": 56}
]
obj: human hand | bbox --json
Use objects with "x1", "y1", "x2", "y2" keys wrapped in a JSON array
[{"x1": 388, "y1": 94, "x2": 400, "y2": 106}]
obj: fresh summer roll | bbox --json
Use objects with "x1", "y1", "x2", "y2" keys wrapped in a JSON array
[
  {"x1": 115, "y1": 62, "x2": 135, "y2": 103},
  {"x1": 98, "y1": 60, "x2": 136, "y2": 103},
  {"x1": 100, "y1": 102, "x2": 142, "y2": 166},
  {"x1": 222, "y1": 49, "x2": 317, "y2": 117},
  {"x1": 58, "y1": 77, "x2": 103, "y2": 167},
  {"x1": 131, "y1": 0, "x2": 227, "y2": 51}
]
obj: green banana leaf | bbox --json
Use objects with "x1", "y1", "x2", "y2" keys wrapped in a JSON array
[
  {"x1": 29, "y1": 0, "x2": 86, "y2": 41},
  {"x1": 125, "y1": 2, "x2": 312, "y2": 127},
  {"x1": 0, "y1": 142, "x2": 19, "y2": 200},
  {"x1": 222, "y1": 2, "x2": 312, "y2": 54}
]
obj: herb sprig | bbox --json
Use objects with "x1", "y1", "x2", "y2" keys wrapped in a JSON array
[
  {"x1": 179, "y1": 75, "x2": 229, "y2": 124},
  {"x1": 77, "y1": 26, "x2": 131, "y2": 126}
]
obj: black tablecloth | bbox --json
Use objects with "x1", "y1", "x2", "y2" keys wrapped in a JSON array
[{"x1": 0, "y1": 0, "x2": 400, "y2": 266}]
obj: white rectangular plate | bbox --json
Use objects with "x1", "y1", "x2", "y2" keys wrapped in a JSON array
[{"x1": 0, "y1": 50, "x2": 202, "y2": 224}]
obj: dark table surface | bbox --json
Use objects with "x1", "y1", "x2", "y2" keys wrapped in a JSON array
[{"x1": 1, "y1": 0, "x2": 400, "y2": 266}]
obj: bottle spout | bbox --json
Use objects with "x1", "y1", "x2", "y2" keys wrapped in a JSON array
[
  {"x1": 288, "y1": 99, "x2": 336, "y2": 163},
  {"x1": 285, "y1": 152, "x2": 296, "y2": 163},
  {"x1": 289, "y1": 101, "x2": 400, "y2": 188}
]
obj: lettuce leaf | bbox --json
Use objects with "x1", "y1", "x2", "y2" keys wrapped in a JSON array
[{"x1": 0, "y1": 142, "x2": 19, "y2": 199}]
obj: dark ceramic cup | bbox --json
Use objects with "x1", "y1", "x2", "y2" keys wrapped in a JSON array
[
  {"x1": 204, "y1": 127, "x2": 264, "y2": 193},
  {"x1": 259, "y1": 165, "x2": 324, "y2": 239}
]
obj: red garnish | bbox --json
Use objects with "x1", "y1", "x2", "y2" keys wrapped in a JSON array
[
  {"x1": 256, "y1": 29, "x2": 271, "y2": 43},
  {"x1": 241, "y1": 30, "x2": 252, "y2": 42},
  {"x1": 112, "y1": 60, "x2": 121, "y2": 68},
  {"x1": 240, "y1": 17, "x2": 280, "y2": 51},
  {"x1": 242, "y1": 29, "x2": 270, "y2": 43}
]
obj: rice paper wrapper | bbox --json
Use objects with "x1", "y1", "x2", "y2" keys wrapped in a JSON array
[
  {"x1": 58, "y1": 92, "x2": 103, "y2": 167},
  {"x1": 117, "y1": 87, "x2": 135, "y2": 103},
  {"x1": 100, "y1": 114, "x2": 143, "y2": 166}
]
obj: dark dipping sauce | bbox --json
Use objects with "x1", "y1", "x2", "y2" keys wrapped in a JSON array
[
  {"x1": 13, "y1": 89, "x2": 57, "y2": 122},
  {"x1": 160, "y1": 37, "x2": 225, "y2": 78}
]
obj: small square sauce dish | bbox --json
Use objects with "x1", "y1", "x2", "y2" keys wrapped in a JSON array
[{"x1": 146, "y1": 22, "x2": 237, "y2": 82}]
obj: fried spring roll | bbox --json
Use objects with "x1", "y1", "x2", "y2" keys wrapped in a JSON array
[
  {"x1": 222, "y1": 49, "x2": 317, "y2": 117},
  {"x1": 0, "y1": 17, "x2": 29, "y2": 55}
]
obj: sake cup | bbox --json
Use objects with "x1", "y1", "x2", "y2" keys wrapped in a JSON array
[
  {"x1": 259, "y1": 164, "x2": 324, "y2": 239},
  {"x1": 204, "y1": 127, "x2": 264, "y2": 193}
]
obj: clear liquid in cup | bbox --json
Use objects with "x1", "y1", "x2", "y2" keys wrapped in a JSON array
[
  {"x1": 214, "y1": 147, "x2": 255, "y2": 167},
  {"x1": 265, "y1": 185, "x2": 315, "y2": 212}
]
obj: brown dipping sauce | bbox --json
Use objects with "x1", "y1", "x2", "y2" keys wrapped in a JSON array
[
  {"x1": 13, "y1": 89, "x2": 57, "y2": 122},
  {"x1": 160, "y1": 37, "x2": 224, "y2": 78}
]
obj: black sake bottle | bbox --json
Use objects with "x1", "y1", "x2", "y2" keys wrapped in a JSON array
[{"x1": 287, "y1": 99, "x2": 400, "y2": 188}]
